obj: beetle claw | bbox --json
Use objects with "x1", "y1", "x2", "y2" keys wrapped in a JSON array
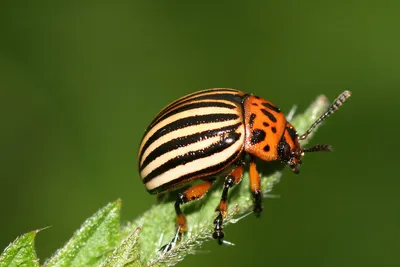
[
  {"x1": 158, "y1": 231, "x2": 182, "y2": 253},
  {"x1": 159, "y1": 242, "x2": 174, "y2": 253}
]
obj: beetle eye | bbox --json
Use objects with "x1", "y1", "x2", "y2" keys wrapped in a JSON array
[
  {"x1": 283, "y1": 143, "x2": 291, "y2": 158},
  {"x1": 278, "y1": 140, "x2": 292, "y2": 163}
]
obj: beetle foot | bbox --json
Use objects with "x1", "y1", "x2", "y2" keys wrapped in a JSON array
[
  {"x1": 212, "y1": 230, "x2": 224, "y2": 245},
  {"x1": 253, "y1": 202, "x2": 263, "y2": 218},
  {"x1": 213, "y1": 213, "x2": 225, "y2": 244},
  {"x1": 159, "y1": 232, "x2": 182, "y2": 253},
  {"x1": 252, "y1": 190, "x2": 263, "y2": 218},
  {"x1": 159, "y1": 242, "x2": 174, "y2": 253}
]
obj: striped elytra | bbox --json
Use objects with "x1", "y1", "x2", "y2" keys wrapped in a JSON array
[
  {"x1": 137, "y1": 88, "x2": 351, "y2": 248},
  {"x1": 138, "y1": 88, "x2": 247, "y2": 193}
]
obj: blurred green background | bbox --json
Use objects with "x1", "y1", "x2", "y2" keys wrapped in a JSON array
[{"x1": 1, "y1": 1, "x2": 399, "y2": 266}]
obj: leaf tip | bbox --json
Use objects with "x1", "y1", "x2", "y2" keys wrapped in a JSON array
[
  {"x1": 35, "y1": 225, "x2": 52, "y2": 234},
  {"x1": 115, "y1": 199, "x2": 123, "y2": 208}
]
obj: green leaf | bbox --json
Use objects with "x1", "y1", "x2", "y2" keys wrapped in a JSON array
[
  {"x1": 100, "y1": 227, "x2": 142, "y2": 267},
  {"x1": 0, "y1": 231, "x2": 39, "y2": 267},
  {"x1": 45, "y1": 200, "x2": 122, "y2": 267},
  {"x1": 121, "y1": 94, "x2": 331, "y2": 266}
]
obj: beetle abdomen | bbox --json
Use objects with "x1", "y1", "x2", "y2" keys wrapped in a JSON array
[{"x1": 138, "y1": 89, "x2": 247, "y2": 193}]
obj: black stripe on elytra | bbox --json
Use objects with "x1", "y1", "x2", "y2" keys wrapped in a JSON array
[
  {"x1": 262, "y1": 102, "x2": 281, "y2": 113},
  {"x1": 181, "y1": 93, "x2": 244, "y2": 106},
  {"x1": 140, "y1": 122, "x2": 242, "y2": 171},
  {"x1": 143, "y1": 132, "x2": 242, "y2": 183},
  {"x1": 152, "y1": 101, "x2": 236, "y2": 127},
  {"x1": 139, "y1": 113, "x2": 239, "y2": 161},
  {"x1": 261, "y1": 109, "x2": 277, "y2": 122},
  {"x1": 249, "y1": 113, "x2": 256, "y2": 129},
  {"x1": 250, "y1": 129, "x2": 266, "y2": 145},
  {"x1": 160, "y1": 90, "x2": 242, "y2": 116},
  {"x1": 148, "y1": 149, "x2": 242, "y2": 194}
]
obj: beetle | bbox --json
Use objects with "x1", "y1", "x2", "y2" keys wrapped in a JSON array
[{"x1": 138, "y1": 88, "x2": 351, "y2": 248}]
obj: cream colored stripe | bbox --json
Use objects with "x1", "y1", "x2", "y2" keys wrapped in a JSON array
[
  {"x1": 162, "y1": 90, "x2": 241, "y2": 111},
  {"x1": 141, "y1": 135, "x2": 220, "y2": 179},
  {"x1": 140, "y1": 118, "x2": 240, "y2": 166},
  {"x1": 144, "y1": 127, "x2": 244, "y2": 190},
  {"x1": 152, "y1": 99, "x2": 237, "y2": 126},
  {"x1": 139, "y1": 106, "x2": 238, "y2": 156},
  {"x1": 150, "y1": 90, "x2": 240, "y2": 124}
]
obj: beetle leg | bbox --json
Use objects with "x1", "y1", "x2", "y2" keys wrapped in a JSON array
[
  {"x1": 249, "y1": 156, "x2": 263, "y2": 217},
  {"x1": 161, "y1": 179, "x2": 214, "y2": 251},
  {"x1": 175, "y1": 180, "x2": 213, "y2": 234},
  {"x1": 213, "y1": 165, "x2": 244, "y2": 244}
]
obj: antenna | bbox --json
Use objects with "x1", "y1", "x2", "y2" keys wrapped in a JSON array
[
  {"x1": 302, "y1": 144, "x2": 333, "y2": 153},
  {"x1": 299, "y1": 90, "x2": 351, "y2": 141}
]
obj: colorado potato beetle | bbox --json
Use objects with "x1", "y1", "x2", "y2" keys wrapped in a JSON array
[{"x1": 138, "y1": 88, "x2": 351, "y2": 247}]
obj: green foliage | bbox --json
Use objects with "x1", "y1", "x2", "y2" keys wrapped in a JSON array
[
  {"x1": 0, "y1": 231, "x2": 39, "y2": 267},
  {"x1": 100, "y1": 227, "x2": 141, "y2": 267},
  {"x1": 44, "y1": 201, "x2": 121, "y2": 267},
  {"x1": 0, "y1": 95, "x2": 329, "y2": 266}
]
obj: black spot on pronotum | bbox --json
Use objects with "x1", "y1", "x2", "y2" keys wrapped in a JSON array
[
  {"x1": 249, "y1": 113, "x2": 256, "y2": 129},
  {"x1": 250, "y1": 129, "x2": 266, "y2": 145},
  {"x1": 286, "y1": 127, "x2": 298, "y2": 141},
  {"x1": 271, "y1": 127, "x2": 277, "y2": 133},
  {"x1": 252, "y1": 103, "x2": 258, "y2": 106},
  {"x1": 262, "y1": 102, "x2": 281, "y2": 113},
  {"x1": 263, "y1": 122, "x2": 270, "y2": 127},
  {"x1": 263, "y1": 145, "x2": 270, "y2": 152},
  {"x1": 261, "y1": 109, "x2": 277, "y2": 122}
]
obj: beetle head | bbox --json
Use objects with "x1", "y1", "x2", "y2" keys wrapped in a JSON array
[
  {"x1": 277, "y1": 124, "x2": 332, "y2": 174},
  {"x1": 279, "y1": 90, "x2": 351, "y2": 174}
]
